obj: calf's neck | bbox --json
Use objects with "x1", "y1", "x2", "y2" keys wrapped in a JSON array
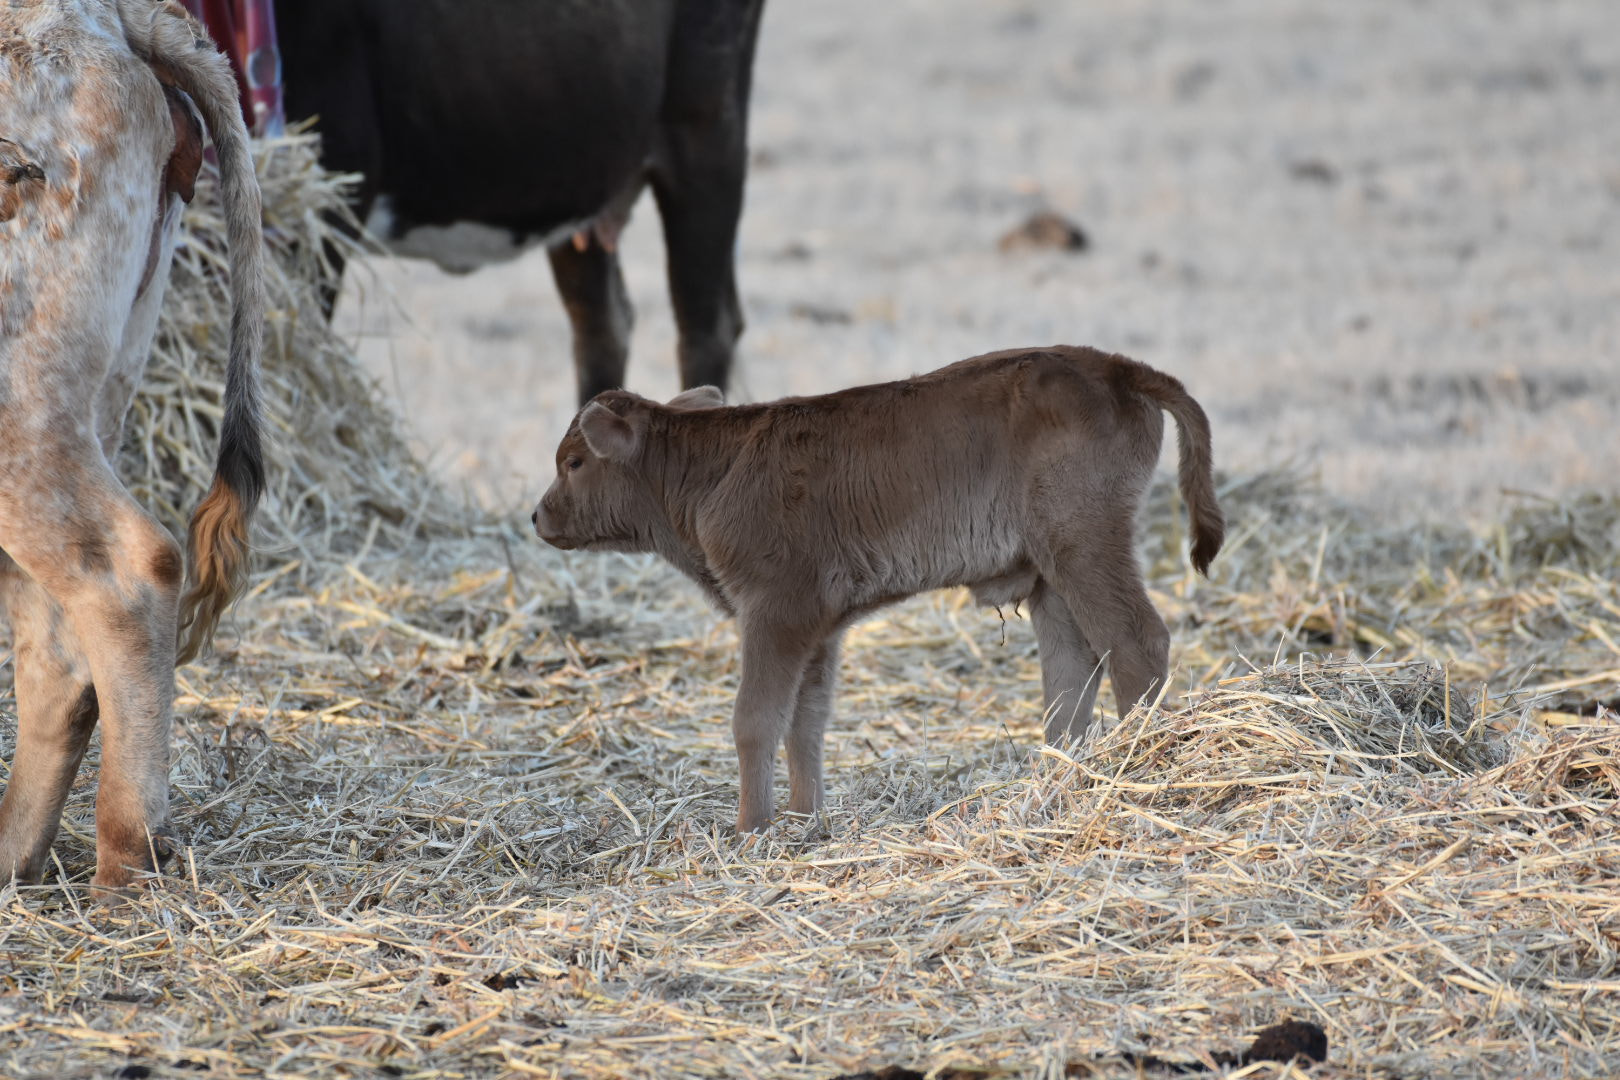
[{"x1": 534, "y1": 346, "x2": 1224, "y2": 832}]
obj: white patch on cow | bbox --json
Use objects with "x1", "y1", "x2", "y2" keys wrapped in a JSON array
[{"x1": 365, "y1": 196, "x2": 569, "y2": 274}]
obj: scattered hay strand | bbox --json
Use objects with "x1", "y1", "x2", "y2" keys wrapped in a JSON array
[{"x1": 2, "y1": 466, "x2": 1615, "y2": 1077}]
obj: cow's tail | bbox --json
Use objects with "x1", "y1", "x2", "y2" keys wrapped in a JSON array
[
  {"x1": 1123, "y1": 360, "x2": 1225, "y2": 576},
  {"x1": 122, "y1": 0, "x2": 267, "y2": 663}
]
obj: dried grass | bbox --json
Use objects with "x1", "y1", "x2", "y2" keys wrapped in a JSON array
[
  {"x1": 122, "y1": 132, "x2": 467, "y2": 567},
  {"x1": 1, "y1": 140, "x2": 1617, "y2": 1079}
]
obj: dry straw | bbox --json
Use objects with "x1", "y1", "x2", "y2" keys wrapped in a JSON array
[
  {"x1": 123, "y1": 133, "x2": 468, "y2": 567},
  {"x1": 0, "y1": 139, "x2": 1616, "y2": 1079}
]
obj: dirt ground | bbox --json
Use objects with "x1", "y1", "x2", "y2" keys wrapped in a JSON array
[{"x1": 335, "y1": 0, "x2": 1620, "y2": 519}]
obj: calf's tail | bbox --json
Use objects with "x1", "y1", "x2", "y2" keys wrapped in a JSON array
[
  {"x1": 1125, "y1": 362, "x2": 1225, "y2": 575},
  {"x1": 121, "y1": 0, "x2": 267, "y2": 662}
]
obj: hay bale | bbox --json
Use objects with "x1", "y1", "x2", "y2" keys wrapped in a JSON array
[{"x1": 121, "y1": 132, "x2": 466, "y2": 570}]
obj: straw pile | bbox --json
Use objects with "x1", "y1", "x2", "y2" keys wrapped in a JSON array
[
  {"x1": 121, "y1": 132, "x2": 465, "y2": 566},
  {"x1": 1, "y1": 142, "x2": 1618, "y2": 1079}
]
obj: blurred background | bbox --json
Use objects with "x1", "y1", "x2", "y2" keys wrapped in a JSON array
[{"x1": 332, "y1": 0, "x2": 1620, "y2": 519}]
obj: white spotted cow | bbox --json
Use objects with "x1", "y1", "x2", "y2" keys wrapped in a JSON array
[{"x1": 0, "y1": 0, "x2": 265, "y2": 894}]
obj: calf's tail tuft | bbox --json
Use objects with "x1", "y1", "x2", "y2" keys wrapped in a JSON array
[{"x1": 1124, "y1": 362, "x2": 1224, "y2": 576}]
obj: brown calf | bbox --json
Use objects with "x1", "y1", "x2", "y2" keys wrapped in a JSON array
[
  {"x1": 534, "y1": 346, "x2": 1224, "y2": 832},
  {"x1": 0, "y1": 0, "x2": 266, "y2": 892}
]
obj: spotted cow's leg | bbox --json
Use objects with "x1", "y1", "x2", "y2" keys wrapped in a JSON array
[
  {"x1": 0, "y1": 0, "x2": 246, "y2": 896},
  {"x1": 0, "y1": 565, "x2": 100, "y2": 883},
  {"x1": 0, "y1": 439, "x2": 183, "y2": 893}
]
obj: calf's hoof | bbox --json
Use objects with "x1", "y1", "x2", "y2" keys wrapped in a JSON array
[
  {"x1": 89, "y1": 879, "x2": 141, "y2": 908},
  {"x1": 0, "y1": 844, "x2": 48, "y2": 887},
  {"x1": 91, "y1": 826, "x2": 178, "y2": 897},
  {"x1": 732, "y1": 813, "x2": 771, "y2": 835}
]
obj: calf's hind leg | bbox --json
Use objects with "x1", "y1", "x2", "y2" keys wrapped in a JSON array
[
  {"x1": 0, "y1": 569, "x2": 100, "y2": 883},
  {"x1": 1039, "y1": 529, "x2": 1171, "y2": 722},
  {"x1": 1029, "y1": 581, "x2": 1104, "y2": 746}
]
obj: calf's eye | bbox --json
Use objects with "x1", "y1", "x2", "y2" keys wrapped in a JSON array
[{"x1": 566, "y1": 456, "x2": 584, "y2": 471}]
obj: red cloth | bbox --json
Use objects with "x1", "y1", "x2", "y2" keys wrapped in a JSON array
[{"x1": 178, "y1": 0, "x2": 285, "y2": 136}]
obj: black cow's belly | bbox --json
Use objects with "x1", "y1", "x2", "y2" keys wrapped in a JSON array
[{"x1": 280, "y1": 0, "x2": 677, "y2": 240}]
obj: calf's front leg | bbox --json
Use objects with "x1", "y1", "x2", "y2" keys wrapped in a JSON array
[{"x1": 732, "y1": 620, "x2": 818, "y2": 832}]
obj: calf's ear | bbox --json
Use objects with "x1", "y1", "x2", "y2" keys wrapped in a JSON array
[
  {"x1": 579, "y1": 401, "x2": 642, "y2": 462},
  {"x1": 667, "y1": 385, "x2": 724, "y2": 410}
]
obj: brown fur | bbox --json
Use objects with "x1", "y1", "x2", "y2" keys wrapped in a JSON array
[
  {"x1": 148, "y1": 529, "x2": 184, "y2": 588},
  {"x1": 176, "y1": 477, "x2": 249, "y2": 664},
  {"x1": 160, "y1": 83, "x2": 201, "y2": 203},
  {"x1": 534, "y1": 345, "x2": 1225, "y2": 832}
]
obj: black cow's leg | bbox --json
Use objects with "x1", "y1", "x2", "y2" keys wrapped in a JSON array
[
  {"x1": 311, "y1": 220, "x2": 349, "y2": 318},
  {"x1": 313, "y1": 212, "x2": 355, "y2": 320},
  {"x1": 312, "y1": 183, "x2": 376, "y2": 320},
  {"x1": 651, "y1": 114, "x2": 748, "y2": 394},
  {"x1": 549, "y1": 238, "x2": 635, "y2": 404},
  {"x1": 652, "y1": 0, "x2": 764, "y2": 394}
]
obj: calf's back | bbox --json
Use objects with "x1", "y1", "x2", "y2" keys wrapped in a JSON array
[{"x1": 545, "y1": 346, "x2": 1180, "y2": 618}]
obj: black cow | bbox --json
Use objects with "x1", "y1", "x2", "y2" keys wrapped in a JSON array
[{"x1": 278, "y1": 0, "x2": 766, "y2": 403}]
